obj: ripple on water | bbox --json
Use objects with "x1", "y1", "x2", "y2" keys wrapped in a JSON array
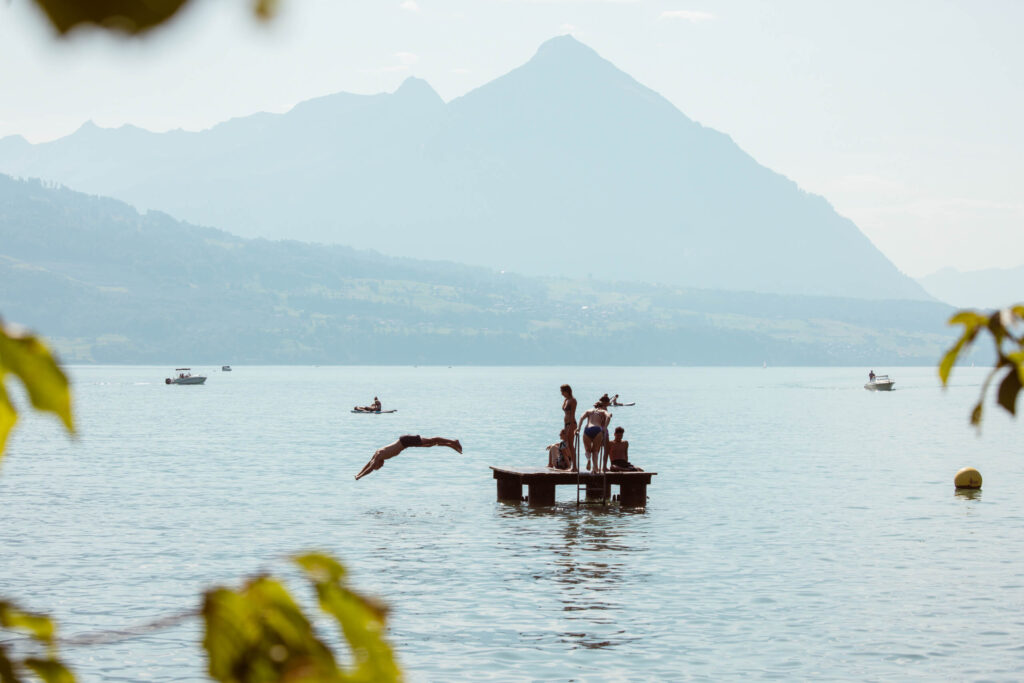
[{"x1": 2, "y1": 366, "x2": 1024, "y2": 681}]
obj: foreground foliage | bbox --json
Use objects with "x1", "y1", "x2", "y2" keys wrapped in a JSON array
[
  {"x1": 0, "y1": 317, "x2": 399, "y2": 682},
  {"x1": 0, "y1": 320, "x2": 73, "y2": 461},
  {"x1": 31, "y1": 0, "x2": 277, "y2": 35},
  {"x1": 204, "y1": 554, "x2": 400, "y2": 683},
  {"x1": 940, "y1": 305, "x2": 1024, "y2": 426},
  {"x1": 0, "y1": 602, "x2": 74, "y2": 683}
]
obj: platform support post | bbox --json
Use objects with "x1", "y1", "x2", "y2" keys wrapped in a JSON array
[
  {"x1": 527, "y1": 481, "x2": 556, "y2": 506},
  {"x1": 496, "y1": 478, "x2": 522, "y2": 502},
  {"x1": 619, "y1": 482, "x2": 647, "y2": 507}
]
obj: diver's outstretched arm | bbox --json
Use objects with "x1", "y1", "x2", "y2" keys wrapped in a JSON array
[{"x1": 355, "y1": 454, "x2": 382, "y2": 480}]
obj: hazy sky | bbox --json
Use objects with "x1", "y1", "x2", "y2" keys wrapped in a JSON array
[{"x1": 1, "y1": 0, "x2": 1021, "y2": 278}]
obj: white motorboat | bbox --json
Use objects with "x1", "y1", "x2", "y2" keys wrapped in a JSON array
[
  {"x1": 864, "y1": 374, "x2": 895, "y2": 391},
  {"x1": 166, "y1": 368, "x2": 207, "y2": 385}
]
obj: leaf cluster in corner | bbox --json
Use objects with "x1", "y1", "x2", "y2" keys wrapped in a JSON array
[{"x1": 940, "y1": 305, "x2": 1024, "y2": 427}]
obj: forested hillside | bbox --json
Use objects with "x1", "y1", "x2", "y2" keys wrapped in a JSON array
[{"x1": 0, "y1": 175, "x2": 955, "y2": 365}]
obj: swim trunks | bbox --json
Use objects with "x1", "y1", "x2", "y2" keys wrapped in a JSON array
[
  {"x1": 583, "y1": 426, "x2": 602, "y2": 438},
  {"x1": 399, "y1": 434, "x2": 422, "y2": 447}
]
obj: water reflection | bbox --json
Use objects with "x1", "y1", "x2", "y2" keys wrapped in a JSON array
[
  {"x1": 495, "y1": 503, "x2": 650, "y2": 651},
  {"x1": 954, "y1": 488, "x2": 982, "y2": 501}
]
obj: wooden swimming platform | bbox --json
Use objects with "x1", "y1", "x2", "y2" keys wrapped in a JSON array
[{"x1": 490, "y1": 466, "x2": 656, "y2": 507}]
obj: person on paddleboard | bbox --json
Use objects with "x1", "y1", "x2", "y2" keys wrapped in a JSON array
[
  {"x1": 354, "y1": 396, "x2": 382, "y2": 412},
  {"x1": 355, "y1": 435, "x2": 463, "y2": 480}
]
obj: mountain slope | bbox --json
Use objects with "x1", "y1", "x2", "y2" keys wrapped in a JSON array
[
  {"x1": 0, "y1": 37, "x2": 928, "y2": 301},
  {"x1": 0, "y1": 175, "x2": 956, "y2": 365}
]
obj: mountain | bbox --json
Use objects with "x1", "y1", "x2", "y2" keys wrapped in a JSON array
[
  {"x1": 0, "y1": 36, "x2": 928, "y2": 302},
  {"x1": 0, "y1": 174, "x2": 958, "y2": 365},
  {"x1": 918, "y1": 266, "x2": 1024, "y2": 309}
]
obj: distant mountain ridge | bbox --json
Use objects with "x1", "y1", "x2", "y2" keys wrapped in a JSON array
[
  {"x1": 0, "y1": 36, "x2": 928, "y2": 302},
  {"x1": 0, "y1": 174, "x2": 957, "y2": 365}
]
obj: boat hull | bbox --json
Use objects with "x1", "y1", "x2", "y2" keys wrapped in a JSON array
[
  {"x1": 864, "y1": 381, "x2": 894, "y2": 391},
  {"x1": 169, "y1": 376, "x2": 207, "y2": 385}
]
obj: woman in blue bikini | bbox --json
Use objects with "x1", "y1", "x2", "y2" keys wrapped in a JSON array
[{"x1": 577, "y1": 399, "x2": 612, "y2": 473}]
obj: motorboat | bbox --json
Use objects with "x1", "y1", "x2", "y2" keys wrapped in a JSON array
[
  {"x1": 222, "y1": 365, "x2": 232, "y2": 372},
  {"x1": 166, "y1": 368, "x2": 207, "y2": 385},
  {"x1": 864, "y1": 374, "x2": 895, "y2": 391}
]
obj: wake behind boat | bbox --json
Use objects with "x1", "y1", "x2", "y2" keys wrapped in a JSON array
[
  {"x1": 865, "y1": 375, "x2": 895, "y2": 391},
  {"x1": 166, "y1": 368, "x2": 206, "y2": 385}
]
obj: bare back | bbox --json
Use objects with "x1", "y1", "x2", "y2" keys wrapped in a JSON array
[{"x1": 581, "y1": 408, "x2": 611, "y2": 430}]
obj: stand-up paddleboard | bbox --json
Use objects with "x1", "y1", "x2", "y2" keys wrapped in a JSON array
[{"x1": 351, "y1": 409, "x2": 398, "y2": 414}]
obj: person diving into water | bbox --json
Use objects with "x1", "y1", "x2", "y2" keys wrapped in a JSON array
[{"x1": 354, "y1": 435, "x2": 463, "y2": 480}]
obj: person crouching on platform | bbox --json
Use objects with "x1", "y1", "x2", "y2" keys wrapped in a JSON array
[
  {"x1": 608, "y1": 427, "x2": 643, "y2": 472},
  {"x1": 546, "y1": 427, "x2": 573, "y2": 470}
]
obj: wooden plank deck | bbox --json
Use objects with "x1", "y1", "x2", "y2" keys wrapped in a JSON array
[{"x1": 490, "y1": 466, "x2": 656, "y2": 507}]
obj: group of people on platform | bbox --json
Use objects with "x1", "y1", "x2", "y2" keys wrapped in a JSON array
[{"x1": 549, "y1": 384, "x2": 643, "y2": 473}]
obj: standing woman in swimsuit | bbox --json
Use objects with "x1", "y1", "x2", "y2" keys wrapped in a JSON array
[
  {"x1": 560, "y1": 384, "x2": 578, "y2": 471},
  {"x1": 578, "y1": 400, "x2": 612, "y2": 473}
]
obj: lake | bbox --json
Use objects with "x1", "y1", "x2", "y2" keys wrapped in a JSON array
[{"x1": 2, "y1": 365, "x2": 1022, "y2": 681}]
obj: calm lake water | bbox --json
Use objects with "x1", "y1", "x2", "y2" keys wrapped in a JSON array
[{"x1": 2, "y1": 365, "x2": 1023, "y2": 681}]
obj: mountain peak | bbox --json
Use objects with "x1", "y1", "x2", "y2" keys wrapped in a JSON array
[
  {"x1": 531, "y1": 34, "x2": 604, "y2": 65},
  {"x1": 394, "y1": 76, "x2": 444, "y2": 105}
]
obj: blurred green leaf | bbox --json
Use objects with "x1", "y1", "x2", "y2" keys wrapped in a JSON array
[
  {"x1": 948, "y1": 311, "x2": 987, "y2": 328},
  {"x1": 0, "y1": 603, "x2": 55, "y2": 643},
  {"x1": 0, "y1": 383, "x2": 16, "y2": 460},
  {"x1": 941, "y1": 305, "x2": 1024, "y2": 427},
  {"x1": 294, "y1": 553, "x2": 346, "y2": 583},
  {"x1": 970, "y1": 401, "x2": 984, "y2": 426},
  {"x1": 203, "y1": 577, "x2": 340, "y2": 683},
  {"x1": 31, "y1": 0, "x2": 280, "y2": 35},
  {"x1": 997, "y1": 367, "x2": 1022, "y2": 416},
  {"x1": 294, "y1": 555, "x2": 398, "y2": 683},
  {"x1": 0, "y1": 645, "x2": 22, "y2": 683},
  {"x1": 24, "y1": 659, "x2": 74, "y2": 683},
  {"x1": 0, "y1": 603, "x2": 74, "y2": 683},
  {"x1": 30, "y1": 0, "x2": 190, "y2": 35},
  {"x1": 253, "y1": 0, "x2": 279, "y2": 20},
  {"x1": 939, "y1": 326, "x2": 978, "y2": 385},
  {"x1": 0, "y1": 322, "x2": 74, "y2": 437}
]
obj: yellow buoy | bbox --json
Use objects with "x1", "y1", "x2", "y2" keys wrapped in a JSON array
[{"x1": 954, "y1": 467, "x2": 982, "y2": 489}]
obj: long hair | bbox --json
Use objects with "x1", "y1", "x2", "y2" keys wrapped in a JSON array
[{"x1": 561, "y1": 384, "x2": 572, "y2": 395}]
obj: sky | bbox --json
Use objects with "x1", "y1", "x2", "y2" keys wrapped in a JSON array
[{"x1": 1, "y1": 0, "x2": 1022, "y2": 278}]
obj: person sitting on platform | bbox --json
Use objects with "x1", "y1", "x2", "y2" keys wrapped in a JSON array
[
  {"x1": 608, "y1": 427, "x2": 643, "y2": 472},
  {"x1": 546, "y1": 427, "x2": 572, "y2": 470},
  {"x1": 355, "y1": 434, "x2": 462, "y2": 480}
]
